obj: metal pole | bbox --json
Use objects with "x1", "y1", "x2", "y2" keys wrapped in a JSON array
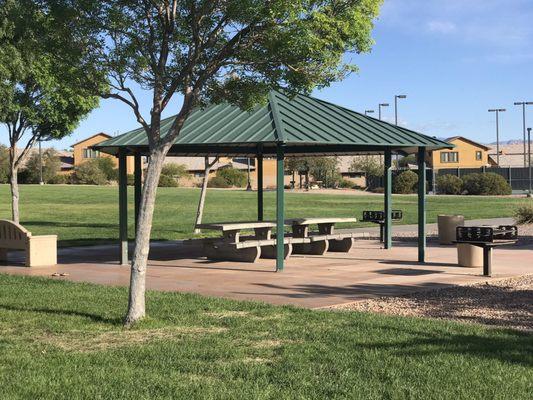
[
  {"x1": 417, "y1": 147, "x2": 426, "y2": 263},
  {"x1": 384, "y1": 149, "x2": 392, "y2": 249},
  {"x1": 494, "y1": 111, "x2": 499, "y2": 165},
  {"x1": 38, "y1": 139, "x2": 43, "y2": 185},
  {"x1": 527, "y1": 128, "x2": 532, "y2": 197},
  {"x1": 134, "y1": 153, "x2": 142, "y2": 234},
  {"x1": 246, "y1": 158, "x2": 252, "y2": 191},
  {"x1": 118, "y1": 148, "x2": 128, "y2": 265},
  {"x1": 257, "y1": 151, "x2": 264, "y2": 221},
  {"x1": 394, "y1": 96, "x2": 398, "y2": 125},
  {"x1": 275, "y1": 145, "x2": 285, "y2": 271},
  {"x1": 523, "y1": 104, "x2": 527, "y2": 167}
]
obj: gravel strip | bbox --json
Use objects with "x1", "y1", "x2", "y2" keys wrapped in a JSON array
[{"x1": 329, "y1": 275, "x2": 533, "y2": 332}]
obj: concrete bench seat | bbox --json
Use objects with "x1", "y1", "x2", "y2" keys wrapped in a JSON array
[{"x1": 0, "y1": 220, "x2": 57, "y2": 267}]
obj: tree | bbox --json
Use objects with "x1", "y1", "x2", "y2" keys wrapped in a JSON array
[
  {"x1": 84, "y1": 0, "x2": 381, "y2": 324},
  {"x1": 0, "y1": 145, "x2": 9, "y2": 183},
  {"x1": 0, "y1": 0, "x2": 103, "y2": 223},
  {"x1": 194, "y1": 157, "x2": 218, "y2": 234},
  {"x1": 350, "y1": 155, "x2": 383, "y2": 177},
  {"x1": 72, "y1": 160, "x2": 108, "y2": 185},
  {"x1": 308, "y1": 157, "x2": 340, "y2": 188},
  {"x1": 23, "y1": 148, "x2": 61, "y2": 184}
]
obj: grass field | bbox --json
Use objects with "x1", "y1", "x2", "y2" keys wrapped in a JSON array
[
  {"x1": 0, "y1": 184, "x2": 528, "y2": 246},
  {"x1": 0, "y1": 273, "x2": 531, "y2": 399}
]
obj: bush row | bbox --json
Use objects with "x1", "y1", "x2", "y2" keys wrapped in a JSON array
[{"x1": 436, "y1": 173, "x2": 512, "y2": 195}]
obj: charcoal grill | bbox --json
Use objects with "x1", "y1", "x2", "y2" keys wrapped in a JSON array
[
  {"x1": 454, "y1": 225, "x2": 518, "y2": 276},
  {"x1": 362, "y1": 210, "x2": 403, "y2": 242}
]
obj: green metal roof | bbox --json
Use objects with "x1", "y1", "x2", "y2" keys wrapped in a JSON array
[{"x1": 94, "y1": 91, "x2": 452, "y2": 156}]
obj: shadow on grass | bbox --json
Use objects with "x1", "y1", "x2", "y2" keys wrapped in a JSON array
[
  {"x1": 357, "y1": 322, "x2": 533, "y2": 367},
  {"x1": 0, "y1": 303, "x2": 123, "y2": 326}
]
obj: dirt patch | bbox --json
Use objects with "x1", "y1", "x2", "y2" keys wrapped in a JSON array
[
  {"x1": 205, "y1": 310, "x2": 250, "y2": 318},
  {"x1": 39, "y1": 326, "x2": 227, "y2": 352},
  {"x1": 329, "y1": 275, "x2": 533, "y2": 331}
]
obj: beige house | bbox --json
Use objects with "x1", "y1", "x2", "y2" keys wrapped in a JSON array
[
  {"x1": 71, "y1": 133, "x2": 135, "y2": 174},
  {"x1": 429, "y1": 136, "x2": 491, "y2": 169}
]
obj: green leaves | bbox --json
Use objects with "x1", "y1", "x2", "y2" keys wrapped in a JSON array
[{"x1": 0, "y1": 0, "x2": 103, "y2": 143}]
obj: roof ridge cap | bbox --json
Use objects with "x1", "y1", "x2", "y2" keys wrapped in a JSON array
[{"x1": 268, "y1": 91, "x2": 286, "y2": 143}]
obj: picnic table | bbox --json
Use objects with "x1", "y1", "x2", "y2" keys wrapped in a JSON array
[
  {"x1": 285, "y1": 217, "x2": 358, "y2": 255},
  {"x1": 191, "y1": 221, "x2": 305, "y2": 262}
]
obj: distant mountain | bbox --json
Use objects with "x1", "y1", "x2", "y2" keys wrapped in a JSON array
[{"x1": 487, "y1": 139, "x2": 525, "y2": 145}]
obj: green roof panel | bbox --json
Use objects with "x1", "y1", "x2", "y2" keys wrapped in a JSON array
[{"x1": 94, "y1": 91, "x2": 452, "y2": 156}]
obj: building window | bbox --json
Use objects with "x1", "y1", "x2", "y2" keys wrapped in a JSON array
[
  {"x1": 440, "y1": 151, "x2": 459, "y2": 163},
  {"x1": 475, "y1": 151, "x2": 482, "y2": 160},
  {"x1": 83, "y1": 148, "x2": 100, "y2": 158}
]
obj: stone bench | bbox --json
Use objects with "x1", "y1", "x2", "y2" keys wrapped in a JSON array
[{"x1": 0, "y1": 220, "x2": 57, "y2": 267}]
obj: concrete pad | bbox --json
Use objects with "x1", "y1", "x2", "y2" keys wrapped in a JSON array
[{"x1": 0, "y1": 240, "x2": 531, "y2": 309}]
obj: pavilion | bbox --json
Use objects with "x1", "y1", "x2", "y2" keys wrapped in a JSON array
[{"x1": 93, "y1": 91, "x2": 453, "y2": 271}]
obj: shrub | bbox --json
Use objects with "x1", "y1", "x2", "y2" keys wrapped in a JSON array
[
  {"x1": 436, "y1": 174, "x2": 463, "y2": 195},
  {"x1": 161, "y1": 163, "x2": 187, "y2": 179},
  {"x1": 337, "y1": 179, "x2": 354, "y2": 189},
  {"x1": 22, "y1": 149, "x2": 62, "y2": 184},
  {"x1": 158, "y1": 174, "x2": 178, "y2": 187},
  {"x1": 214, "y1": 167, "x2": 247, "y2": 187},
  {"x1": 72, "y1": 160, "x2": 108, "y2": 185},
  {"x1": 393, "y1": 170, "x2": 418, "y2": 194},
  {"x1": 207, "y1": 175, "x2": 231, "y2": 188},
  {"x1": 462, "y1": 173, "x2": 511, "y2": 195},
  {"x1": 49, "y1": 174, "x2": 70, "y2": 184},
  {"x1": 94, "y1": 157, "x2": 118, "y2": 181},
  {"x1": 514, "y1": 202, "x2": 533, "y2": 224}
]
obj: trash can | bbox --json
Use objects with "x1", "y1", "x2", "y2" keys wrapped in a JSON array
[
  {"x1": 457, "y1": 243, "x2": 483, "y2": 267},
  {"x1": 438, "y1": 215, "x2": 465, "y2": 245}
]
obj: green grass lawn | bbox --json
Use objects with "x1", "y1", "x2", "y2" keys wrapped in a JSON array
[
  {"x1": 0, "y1": 274, "x2": 531, "y2": 399},
  {"x1": 0, "y1": 184, "x2": 528, "y2": 246}
]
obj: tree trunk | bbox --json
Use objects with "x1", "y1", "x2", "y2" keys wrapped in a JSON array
[
  {"x1": 194, "y1": 157, "x2": 212, "y2": 234},
  {"x1": 10, "y1": 166, "x2": 20, "y2": 224},
  {"x1": 124, "y1": 146, "x2": 167, "y2": 326}
]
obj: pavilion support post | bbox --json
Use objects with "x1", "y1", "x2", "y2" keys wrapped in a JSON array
[
  {"x1": 276, "y1": 144, "x2": 285, "y2": 271},
  {"x1": 417, "y1": 147, "x2": 427, "y2": 263},
  {"x1": 384, "y1": 148, "x2": 392, "y2": 249},
  {"x1": 134, "y1": 153, "x2": 142, "y2": 234},
  {"x1": 257, "y1": 150, "x2": 264, "y2": 221},
  {"x1": 118, "y1": 148, "x2": 129, "y2": 265}
]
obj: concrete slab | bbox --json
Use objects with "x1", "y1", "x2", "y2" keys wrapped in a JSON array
[{"x1": 0, "y1": 240, "x2": 531, "y2": 309}]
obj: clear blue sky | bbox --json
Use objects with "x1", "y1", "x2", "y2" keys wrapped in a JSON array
[{"x1": 3, "y1": 0, "x2": 533, "y2": 150}]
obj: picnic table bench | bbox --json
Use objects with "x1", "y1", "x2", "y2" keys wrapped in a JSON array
[
  {"x1": 189, "y1": 221, "x2": 306, "y2": 262},
  {"x1": 285, "y1": 217, "x2": 358, "y2": 255}
]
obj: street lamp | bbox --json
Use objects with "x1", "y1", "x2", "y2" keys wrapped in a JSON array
[
  {"x1": 378, "y1": 103, "x2": 389, "y2": 120},
  {"x1": 514, "y1": 102, "x2": 533, "y2": 167},
  {"x1": 527, "y1": 128, "x2": 531, "y2": 197},
  {"x1": 364, "y1": 110, "x2": 375, "y2": 116},
  {"x1": 394, "y1": 95, "x2": 407, "y2": 125},
  {"x1": 488, "y1": 108, "x2": 506, "y2": 165}
]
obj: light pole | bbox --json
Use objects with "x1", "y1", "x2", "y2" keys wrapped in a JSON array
[
  {"x1": 514, "y1": 102, "x2": 533, "y2": 167},
  {"x1": 246, "y1": 157, "x2": 252, "y2": 191},
  {"x1": 378, "y1": 103, "x2": 389, "y2": 120},
  {"x1": 488, "y1": 108, "x2": 506, "y2": 165},
  {"x1": 394, "y1": 95, "x2": 407, "y2": 125},
  {"x1": 38, "y1": 138, "x2": 44, "y2": 185},
  {"x1": 527, "y1": 128, "x2": 531, "y2": 197},
  {"x1": 364, "y1": 110, "x2": 375, "y2": 116}
]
